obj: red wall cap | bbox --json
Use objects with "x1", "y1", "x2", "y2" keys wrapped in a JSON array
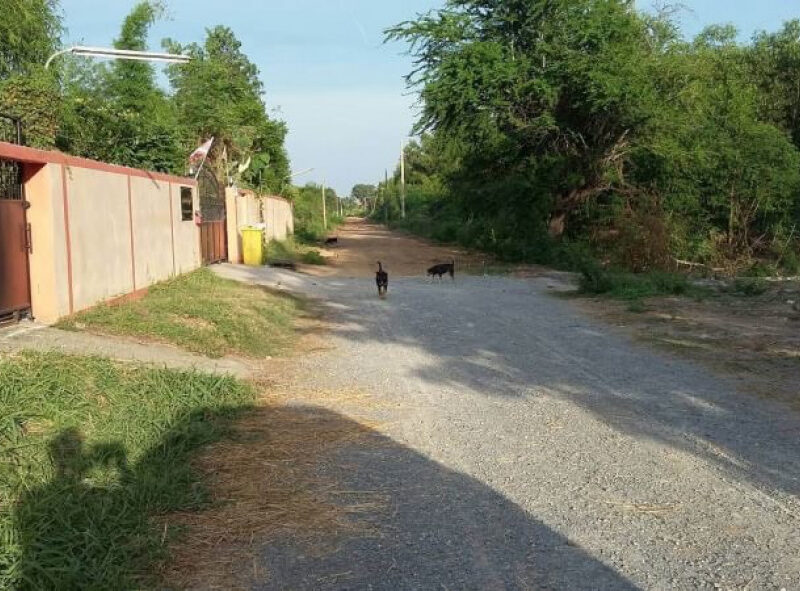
[{"x1": 0, "y1": 141, "x2": 197, "y2": 186}]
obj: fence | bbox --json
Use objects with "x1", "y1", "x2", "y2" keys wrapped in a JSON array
[
  {"x1": 225, "y1": 188, "x2": 294, "y2": 264},
  {"x1": 0, "y1": 141, "x2": 200, "y2": 324},
  {"x1": 0, "y1": 113, "x2": 22, "y2": 145}
]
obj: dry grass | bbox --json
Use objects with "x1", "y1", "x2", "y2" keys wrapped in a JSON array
[
  {"x1": 159, "y1": 389, "x2": 390, "y2": 590},
  {"x1": 577, "y1": 284, "x2": 800, "y2": 407}
]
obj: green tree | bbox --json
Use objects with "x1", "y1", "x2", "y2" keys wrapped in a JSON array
[
  {"x1": 388, "y1": 0, "x2": 661, "y2": 237},
  {"x1": 58, "y1": 1, "x2": 181, "y2": 171},
  {"x1": 386, "y1": 1, "x2": 800, "y2": 270},
  {"x1": 640, "y1": 26, "x2": 800, "y2": 263},
  {"x1": 749, "y1": 20, "x2": 800, "y2": 148},
  {"x1": 351, "y1": 183, "x2": 377, "y2": 207},
  {"x1": 165, "y1": 26, "x2": 289, "y2": 192},
  {"x1": 0, "y1": 0, "x2": 61, "y2": 80},
  {"x1": 0, "y1": 0, "x2": 62, "y2": 147}
]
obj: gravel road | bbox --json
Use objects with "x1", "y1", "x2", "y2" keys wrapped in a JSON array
[{"x1": 216, "y1": 262, "x2": 800, "y2": 591}]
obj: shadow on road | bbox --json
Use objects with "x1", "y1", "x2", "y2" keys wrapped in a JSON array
[
  {"x1": 227, "y1": 264, "x2": 800, "y2": 501},
  {"x1": 10, "y1": 403, "x2": 639, "y2": 590}
]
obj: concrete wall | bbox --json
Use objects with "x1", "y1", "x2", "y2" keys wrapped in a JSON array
[
  {"x1": 225, "y1": 188, "x2": 294, "y2": 263},
  {"x1": 25, "y1": 163, "x2": 70, "y2": 323},
  {"x1": 2, "y1": 142, "x2": 200, "y2": 323},
  {"x1": 130, "y1": 175, "x2": 175, "y2": 288},
  {"x1": 172, "y1": 185, "x2": 201, "y2": 274},
  {"x1": 66, "y1": 165, "x2": 133, "y2": 312}
]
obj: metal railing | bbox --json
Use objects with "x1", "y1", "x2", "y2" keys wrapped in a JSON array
[{"x1": 0, "y1": 113, "x2": 23, "y2": 146}]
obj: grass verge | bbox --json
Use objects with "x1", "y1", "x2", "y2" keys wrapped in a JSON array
[
  {"x1": 265, "y1": 238, "x2": 327, "y2": 266},
  {"x1": 0, "y1": 352, "x2": 255, "y2": 590},
  {"x1": 578, "y1": 263, "x2": 709, "y2": 301},
  {"x1": 57, "y1": 268, "x2": 304, "y2": 359}
]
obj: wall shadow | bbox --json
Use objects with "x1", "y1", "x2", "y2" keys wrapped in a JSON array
[
  {"x1": 254, "y1": 407, "x2": 639, "y2": 591},
  {"x1": 12, "y1": 404, "x2": 638, "y2": 590}
]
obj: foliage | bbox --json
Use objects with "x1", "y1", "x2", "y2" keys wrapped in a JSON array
[
  {"x1": 301, "y1": 250, "x2": 326, "y2": 265},
  {"x1": 0, "y1": 68, "x2": 60, "y2": 147},
  {"x1": 165, "y1": 26, "x2": 289, "y2": 191},
  {"x1": 0, "y1": 1, "x2": 62, "y2": 147},
  {"x1": 0, "y1": 352, "x2": 254, "y2": 589},
  {"x1": 375, "y1": 1, "x2": 800, "y2": 275},
  {"x1": 578, "y1": 267, "x2": 703, "y2": 301},
  {"x1": 57, "y1": 269, "x2": 303, "y2": 358},
  {"x1": 728, "y1": 277, "x2": 769, "y2": 297},
  {"x1": 290, "y1": 183, "x2": 341, "y2": 243},
  {"x1": 1, "y1": 2, "x2": 289, "y2": 197},
  {"x1": 55, "y1": 2, "x2": 181, "y2": 171},
  {"x1": 0, "y1": 0, "x2": 61, "y2": 80},
  {"x1": 351, "y1": 183, "x2": 377, "y2": 207}
]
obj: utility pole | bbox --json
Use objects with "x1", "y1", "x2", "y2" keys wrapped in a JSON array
[
  {"x1": 400, "y1": 139, "x2": 406, "y2": 219},
  {"x1": 321, "y1": 180, "x2": 327, "y2": 230}
]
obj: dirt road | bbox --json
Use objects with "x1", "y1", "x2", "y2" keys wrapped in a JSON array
[
  {"x1": 199, "y1": 221, "x2": 800, "y2": 590},
  {"x1": 305, "y1": 218, "x2": 489, "y2": 278}
]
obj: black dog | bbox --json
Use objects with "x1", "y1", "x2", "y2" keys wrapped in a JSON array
[
  {"x1": 427, "y1": 259, "x2": 455, "y2": 281},
  {"x1": 325, "y1": 237, "x2": 338, "y2": 246},
  {"x1": 376, "y1": 261, "x2": 388, "y2": 297}
]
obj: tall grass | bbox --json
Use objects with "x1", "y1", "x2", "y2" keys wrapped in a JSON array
[
  {"x1": 578, "y1": 261, "x2": 706, "y2": 300},
  {"x1": 264, "y1": 238, "x2": 326, "y2": 266},
  {"x1": 0, "y1": 352, "x2": 255, "y2": 589},
  {"x1": 57, "y1": 269, "x2": 304, "y2": 359}
]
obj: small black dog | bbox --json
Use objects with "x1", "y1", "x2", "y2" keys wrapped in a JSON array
[
  {"x1": 376, "y1": 261, "x2": 388, "y2": 297},
  {"x1": 427, "y1": 259, "x2": 455, "y2": 281},
  {"x1": 325, "y1": 237, "x2": 338, "y2": 246}
]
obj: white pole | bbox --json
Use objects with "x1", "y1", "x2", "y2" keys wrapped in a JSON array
[
  {"x1": 193, "y1": 137, "x2": 214, "y2": 181},
  {"x1": 322, "y1": 180, "x2": 328, "y2": 230},
  {"x1": 400, "y1": 139, "x2": 406, "y2": 219}
]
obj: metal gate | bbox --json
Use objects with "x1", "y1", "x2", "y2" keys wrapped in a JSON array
[
  {"x1": 0, "y1": 115, "x2": 31, "y2": 321},
  {"x1": 197, "y1": 168, "x2": 227, "y2": 265},
  {"x1": 200, "y1": 221, "x2": 227, "y2": 265}
]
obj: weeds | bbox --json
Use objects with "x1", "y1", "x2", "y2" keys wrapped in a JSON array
[
  {"x1": 265, "y1": 239, "x2": 327, "y2": 266},
  {"x1": 728, "y1": 277, "x2": 769, "y2": 297},
  {"x1": 0, "y1": 352, "x2": 255, "y2": 590},
  {"x1": 57, "y1": 269, "x2": 304, "y2": 358},
  {"x1": 301, "y1": 250, "x2": 326, "y2": 265},
  {"x1": 578, "y1": 263, "x2": 704, "y2": 300},
  {"x1": 626, "y1": 300, "x2": 650, "y2": 313}
]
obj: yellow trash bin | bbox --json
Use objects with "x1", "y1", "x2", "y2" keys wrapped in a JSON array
[{"x1": 242, "y1": 227, "x2": 264, "y2": 266}]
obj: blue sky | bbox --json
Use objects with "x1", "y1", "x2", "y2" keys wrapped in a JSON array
[{"x1": 60, "y1": 0, "x2": 800, "y2": 195}]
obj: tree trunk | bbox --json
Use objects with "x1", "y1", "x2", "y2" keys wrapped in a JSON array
[{"x1": 548, "y1": 212, "x2": 567, "y2": 237}]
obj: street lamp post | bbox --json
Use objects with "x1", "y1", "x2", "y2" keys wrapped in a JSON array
[
  {"x1": 400, "y1": 139, "x2": 406, "y2": 219},
  {"x1": 45, "y1": 46, "x2": 190, "y2": 69}
]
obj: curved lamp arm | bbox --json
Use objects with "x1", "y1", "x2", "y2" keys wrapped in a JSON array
[{"x1": 46, "y1": 46, "x2": 190, "y2": 69}]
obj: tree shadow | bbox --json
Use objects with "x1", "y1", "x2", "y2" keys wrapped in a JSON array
[
  {"x1": 12, "y1": 404, "x2": 639, "y2": 590},
  {"x1": 223, "y1": 266, "x2": 800, "y2": 500}
]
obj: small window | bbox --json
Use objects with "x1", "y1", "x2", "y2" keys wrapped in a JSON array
[{"x1": 180, "y1": 187, "x2": 193, "y2": 221}]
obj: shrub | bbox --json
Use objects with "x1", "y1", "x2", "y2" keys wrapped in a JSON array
[
  {"x1": 301, "y1": 250, "x2": 326, "y2": 265},
  {"x1": 579, "y1": 265, "x2": 693, "y2": 300},
  {"x1": 730, "y1": 277, "x2": 768, "y2": 296}
]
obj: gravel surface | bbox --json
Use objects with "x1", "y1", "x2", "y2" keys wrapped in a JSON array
[{"x1": 216, "y1": 264, "x2": 800, "y2": 591}]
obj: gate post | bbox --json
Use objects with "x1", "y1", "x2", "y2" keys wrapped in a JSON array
[{"x1": 225, "y1": 187, "x2": 241, "y2": 264}]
